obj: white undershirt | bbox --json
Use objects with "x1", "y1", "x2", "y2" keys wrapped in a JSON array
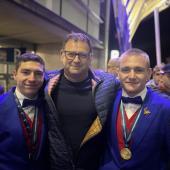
[
  {"x1": 15, "y1": 88, "x2": 37, "y2": 121},
  {"x1": 122, "y1": 87, "x2": 147, "y2": 119}
]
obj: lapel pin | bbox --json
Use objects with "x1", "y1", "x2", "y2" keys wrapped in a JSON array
[{"x1": 144, "y1": 107, "x2": 150, "y2": 115}]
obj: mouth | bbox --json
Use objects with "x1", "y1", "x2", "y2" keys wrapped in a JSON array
[
  {"x1": 71, "y1": 65, "x2": 81, "y2": 69},
  {"x1": 24, "y1": 85, "x2": 37, "y2": 89},
  {"x1": 126, "y1": 82, "x2": 138, "y2": 85}
]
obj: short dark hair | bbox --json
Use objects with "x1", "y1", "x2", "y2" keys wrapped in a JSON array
[
  {"x1": 15, "y1": 53, "x2": 45, "y2": 71},
  {"x1": 63, "y1": 32, "x2": 92, "y2": 53}
]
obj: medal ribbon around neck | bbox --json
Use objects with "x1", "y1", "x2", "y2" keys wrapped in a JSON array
[
  {"x1": 14, "y1": 92, "x2": 39, "y2": 160},
  {"x1": 120, "y1": 101, "x2": 143, "y2": 148}
]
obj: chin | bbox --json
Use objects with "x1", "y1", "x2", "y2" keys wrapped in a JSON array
[
  {"x1": 125, "y1": 90, "x2": 138, "y2": 96},
  {"x1": 70, "y1": 70, "x2": 82, "y2": 75},
  {"x1": 26, "y1": 91, "x2": 38, "y2": 97}
]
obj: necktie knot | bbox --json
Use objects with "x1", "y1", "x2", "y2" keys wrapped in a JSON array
[
  {"x1": 22, "y1": 98, "x2": 41, "y2": 108},
  {"x1": 121, "y1": 96, "x2": 143, "y2": 105}
]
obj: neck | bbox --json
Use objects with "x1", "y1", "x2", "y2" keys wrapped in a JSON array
[
  {"x1": 15, "y1": 87, "x2": 37, "y2": 99},
  {"x1": 123, "y1": 87, "x2": 147, "y2": 100},
  {"x1": 64, "y1": 72, "x2": 88, "y2": 82}
]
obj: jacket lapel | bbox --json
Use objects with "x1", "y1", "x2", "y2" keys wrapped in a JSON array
[
  {"x1": 5, "y1": 89, "x2": 29, "y2": 156},
  {"x1": 109, "y1": 90, "x2": 122, "y2": 163},
  {"x1": 131, "y1": 89, "x2": 161, "y2": 151},
  {"x1": 35, "y1": 104, "x2": 47, "y2": 160}
]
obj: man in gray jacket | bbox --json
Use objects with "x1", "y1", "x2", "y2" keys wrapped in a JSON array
[{"x1": 45, "y1": 32, "x2": 119, "y2": 170}]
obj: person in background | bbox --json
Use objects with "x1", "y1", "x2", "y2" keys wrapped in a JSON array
[
  {"x1": 157, "y1": 63, "x2": 170, "y2": 96},
  {"x1": 100, "y1": 48, "x2": 170, "y2": 170},
  {"x1": 107, "y1": 57, "x2": 119, "y2": 77},
  {"x1": 0, "y1": 85, "x2": 4, "y2": 95},
  {"x1": 45, "y1": 32, "x2": 119, "y2": 170},
  {"x1": 146, "y1": 63, "x2": 164, "y2": 89},
  {"x1": 0, "y1": 53, "x2": 48, "y2": 170}
]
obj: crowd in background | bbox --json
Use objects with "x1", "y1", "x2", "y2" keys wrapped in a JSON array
[{"x1": 107, "y1": 57, "x2": 170, "y2": 98}]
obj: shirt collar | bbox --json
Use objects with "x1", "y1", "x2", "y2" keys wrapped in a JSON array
[
  {"x1": 122, "y1": 87, "x2": 147, "y2": 101},
  {"x1": 15, "y1": 88, "x2": 37, "y2": 106}
]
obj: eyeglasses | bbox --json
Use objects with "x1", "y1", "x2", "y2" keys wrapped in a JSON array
[{"x1": 63, "y1": 51, "x2": 91, "y2": 60}]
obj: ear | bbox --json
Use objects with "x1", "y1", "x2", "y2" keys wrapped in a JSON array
[
  {"x1": 13, "y1": 70, "x2": 17, "y2": 80},
  {"x1": 89, "y1": 53, "x2": 93, "y2": 62},
  {"x1": 147, "y1": 68, "x2": 152, "y2": 81},
  {"x1": 117, "y1": 67, "x2": 121, "y2": 79},
  {"x1": 60, "y1": 50, "x2": 64, "y2": 63}
]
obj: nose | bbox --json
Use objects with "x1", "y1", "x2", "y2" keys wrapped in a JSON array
[
  {"x1": 28, "y1": 72, "x2": 36, "y2": 81},
  {"x1": 73, "y1": 55, "x2": 81, "y2": 62},
  {"x1": 129, "y1": 69, "x2": 136, "y2": 79}
]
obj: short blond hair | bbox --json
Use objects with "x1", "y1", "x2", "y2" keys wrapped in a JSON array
[{"x1": 120, "y1": 48, "x2": 150, "y2": 68}]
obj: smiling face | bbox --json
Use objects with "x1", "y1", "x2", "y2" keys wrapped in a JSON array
[
  {"x1": 61, "y1": 39, "x2": 92, "y2": 82},
  {"x1": 13, "y1": 61, "x2": 45, "y2": 98},
  {"x1": 118, "y1": 54, "x2": 152, "y2": 97},
  {"x1": 153, "y1": 71, "x2": 161, "y2": 85}
]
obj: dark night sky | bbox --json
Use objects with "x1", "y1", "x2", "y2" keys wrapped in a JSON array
[
  {"x1": 132, "y1": 7, "x2": 170, "y2": 67},
  {"x1": 108, "y1": 2, "x2": 170, "y2": 68}
]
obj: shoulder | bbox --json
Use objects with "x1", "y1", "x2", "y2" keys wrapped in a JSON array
[
  {"x1": 94, "y1": 70, "x2": 120, "y2": 90},
  {"x1": 149, "y1": 88, "x2": 170, "y2": 99},
  {"x1": 0, "y1": 90, "x2": 13, "y2": 105},
  {"x1": 0, "y1": 89, "x2": 17, "y2": 114},
  {"x1": 92, "y1": 70, "x2": 120, "y2": 98},
  {"x1": 93, "y1": 70, "x2": 119, "y2": 83},
  {"x1": 148, "y1": 88, "x2": 170, "y2": 108},
  {"x1": 45, "y1": 69, "x2": 61, "y2": 80},
  {"x1": 93, "y1": 70, "x2": 114, "y2": 79},
  {"x1": 153, "y1": 89, "x2": 170, "y2": 100}
]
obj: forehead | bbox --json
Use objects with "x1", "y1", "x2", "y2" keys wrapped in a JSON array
[
  {"x1": 18, "y1": 61, "x2": 44, "y2": 71},
  {"x1": 120, "y1": 55, "x2": 148, "y2": 68},
  {"x1": 64, "y1": 39, "x2": 90, "y2": 51},
  {"x1": 108, "y1": 62, "x2": 118, "y2": 67}
]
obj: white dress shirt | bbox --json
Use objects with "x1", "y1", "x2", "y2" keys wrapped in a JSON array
[
  {"x1": 122, "y1": 87, "x2": 147, "y2": 119},
  {"x1": 15, "y1": 88, "x2": 37, "y2": 121}
]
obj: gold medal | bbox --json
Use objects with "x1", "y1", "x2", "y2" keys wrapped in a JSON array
[{"x1": 120, "y1": 148, "x2": 132, "y2": 160}]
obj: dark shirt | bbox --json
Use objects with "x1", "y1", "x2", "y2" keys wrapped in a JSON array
[{"x1": 52, "y1": 74, "x2": 97, "y2": 161}]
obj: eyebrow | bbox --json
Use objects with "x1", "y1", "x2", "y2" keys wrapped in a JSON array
[
  {"x1": 120, "y1": 66, "x2": 145, "y2": 69},
  {"x1": 20, "y1": 68, "x2": 44, "y2": 72}
]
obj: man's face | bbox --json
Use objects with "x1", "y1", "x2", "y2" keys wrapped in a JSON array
[
  {"x1": 13, "y1": 61, "x2": 44, "y2": 98},
  {"x1": 118, "y1": 55, "x2": 151, "y2": 97},
  {"x1": 61, "y1": 39, "x2": 92, "y2": 81},
  {"x1": 107, "y1": 58, "x2": 119, "y2": 76},
  {"x1": 159, "y1": 73, "x2": 170, "y2": 93},
  {"x1": 107, "y1": 65, "x2": 118, "y2": 76},
  {"x1": 153, "y1": 71, "x2": 161, "y2": 85}
]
